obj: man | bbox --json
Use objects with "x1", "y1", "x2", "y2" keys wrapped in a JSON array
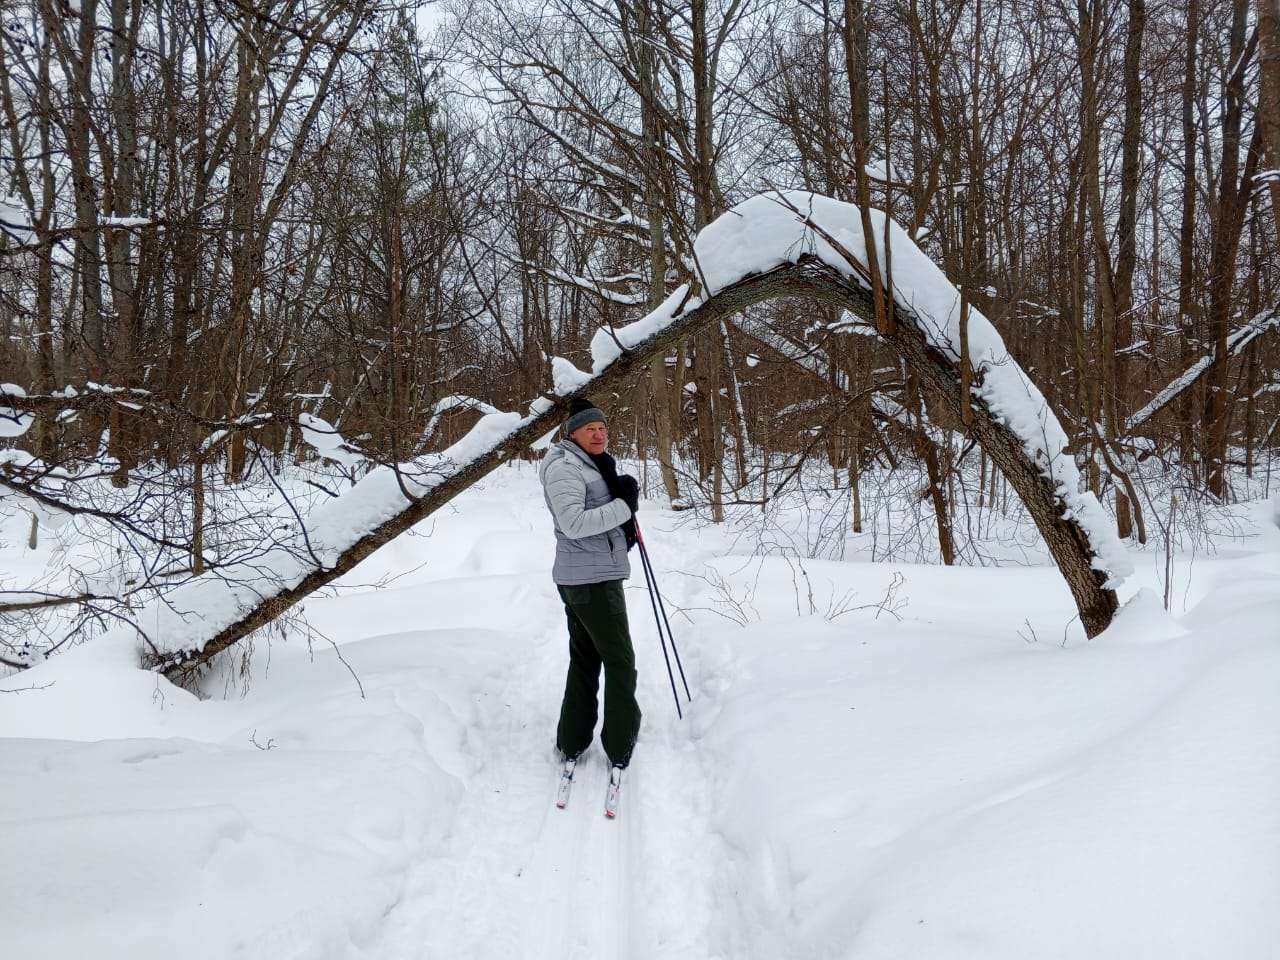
[{"x1": 539, "y1": 397, "x2": 642, "y2": 793}]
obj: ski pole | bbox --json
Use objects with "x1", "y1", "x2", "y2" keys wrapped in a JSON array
[
  {"x1": 635, "y1": 522, "x2": 691, "y2": 704},
  {"x1": 636, "y1": 523, "x2": 682, "y2": 718},
  {"x1": 639, "y1": 534, "x2": 690, "y2": 702}
]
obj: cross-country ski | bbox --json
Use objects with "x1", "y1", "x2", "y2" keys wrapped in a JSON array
[
  {"x1": 555, "y1": 758, "x2": 576, "y2": 809},
  {"x1": 604, "y1": 765, "x2": 623, "y2": 819}
]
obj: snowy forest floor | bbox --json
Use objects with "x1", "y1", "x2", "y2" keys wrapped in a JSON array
[{"x1": 2, "y1": 463, "x2": 1278, "y2": 959}]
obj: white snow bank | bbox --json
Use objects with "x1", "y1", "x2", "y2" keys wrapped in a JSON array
[
  {"x1": 1103, "y1": 587, "x2": 1188, "y2": 645},
  {"x1": 0, "y1": 633, "x2": 188, "y2": 739},
  {"x1": 0, "y1": 628, "x2": 480, "y2": 960},
  {"x1": 693, "y1": 192, "x2": 1132, "y2": 586},
  {"x1": 695, "y1": 542, "x2": 1279, "y2": 959},
  {"x1": 0, "y1": 479, "x2": 566, "y2": 959}
]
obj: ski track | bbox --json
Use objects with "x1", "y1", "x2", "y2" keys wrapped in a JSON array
[
  {"x1": 373, "y1": 549, "x2": 719, "y2": 960},
  {"x1": 614, "y1": 761, "x2": 635, "y2": 959}
]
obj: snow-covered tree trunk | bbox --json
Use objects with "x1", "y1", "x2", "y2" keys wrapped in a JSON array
[{"x1": 140, "y1": 198, "x2": 1129, "y2": 682}]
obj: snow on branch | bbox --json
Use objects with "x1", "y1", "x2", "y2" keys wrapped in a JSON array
[
  {"x1": 0, "y1": 195, "x2": 36, "y2": 248},
  {"x1": 0, "y1": 382, "x2": 271, "y2": 435},
  {"x1": 0, "y1": 385, "x2": 35, "y2": 438},
  {"x1": 422, "y1": 395, "x2": 504, "y2": 442},
  {"x1": 693, "y1": 191, "x2": 1132, "y2": 586},
  {"x1": 297, "y1": 414, "x2": 365, "y2": 469},
  {"x1": 524, "y1": 261, "x2": 648, "y2": 306},
  {"x1": 550, "y1": 358, "x2": 593, "y2": 395},
  {"x1": 589, "y1": 284, "x2": 695, "y2": 371},
  {"x1": 733, "y1": 316, "x2": 842, "y2": 385},
  {"x1": 1126, "y1": 308, "x2": 1280, "y2": 433}
]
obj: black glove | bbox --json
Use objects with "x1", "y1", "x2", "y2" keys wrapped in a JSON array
[
  {"x1": 617, "y1": 474, "x2": 640, "y2": 515},
  {"x1": 617, "y1": 474, "x2": 640, "y2": 551}
]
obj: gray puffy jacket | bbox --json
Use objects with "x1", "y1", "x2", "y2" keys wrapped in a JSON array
[{"x1": 540, "y1": 439, "x2": 632, "y2": 585}]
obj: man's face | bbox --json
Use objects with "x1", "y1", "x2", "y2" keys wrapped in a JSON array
[{"x1": 570, "y1": 420, "x2": 609, "y2": 455}]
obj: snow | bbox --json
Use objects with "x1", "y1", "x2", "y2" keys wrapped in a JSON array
[
  {"x1": 692, "y1": 191, "x2": 1132, "y2": 586},
  {"x1": 0, "y1": 383, "x2": 34, "y2": 438},
  {"x1": 0, "y1": 629, "x2": 464, "y2": 959},
  {"x1": 299, "y1": 413, "x2": 363, "y2": 468},
  {"x1": 119, "y1": 405, "x2": 528, "y2": 660},
  {"x1": 538, "y1": 266, "x2": 647, "y2": 306},
  {"x1": 706, "y1": 578, "x2": 1279, "y2": 958},
  {"x1": 423, "y1": 394, "x2": 503, "y2": 441},
  {"x1": 0, "y1": 194, "x2": 35, "y2": 246},
  {"x1": 550, "y1": 355, "x2": 593, "y2": 395},
  {"x1": 589, "y1": 283, "x2": 692, "y2": 373},
  {"x1": 864, "y1": 158, "x2": 901, "y2": 183},
  {"x1": 1127, "y1": 308, "x2": 1280, "y2": 432},
  {"x1": 527, "y1": 399, "x2": 560, "y2": 451},
  {"x1": 2, "y1": 470, "x2": 1277, "y2": 958}
]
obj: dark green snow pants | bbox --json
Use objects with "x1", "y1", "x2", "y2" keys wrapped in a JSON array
[{"x1": 555, "y1": 580, "x2": 641, "y2": 768}]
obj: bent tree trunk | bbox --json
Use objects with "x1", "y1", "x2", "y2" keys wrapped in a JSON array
[{"x1": 143, "y1": 259, "x2": 1120, "y2": 685}]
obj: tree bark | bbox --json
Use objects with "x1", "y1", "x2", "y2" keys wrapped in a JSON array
[
  {"x1": 635, "y1": 0, "x2": 681, "y2": 502},
  {"x1": 1178, "y1": 0, "x2": 1201, "y2": 465},
  {"x1": 1204, "y1": 0, "x2": 1260, "y2": 497},
  {"x1": 1109, "y1": 0, "x2": 1146, "y2": 539},
  {"x1": 1256, "y1": 0, "x2": 1280, "y2": 230}
]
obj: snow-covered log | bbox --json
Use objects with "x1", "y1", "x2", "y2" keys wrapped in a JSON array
[{"x1": 130, "y1": 192, "x2": 1126, "y2": 682}]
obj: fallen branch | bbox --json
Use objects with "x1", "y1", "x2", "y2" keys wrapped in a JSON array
[{"x1": 1126, "y1": 308, "x2": 1280, "y2": 433}]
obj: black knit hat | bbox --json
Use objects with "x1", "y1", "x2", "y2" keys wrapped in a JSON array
[{"x1": 565, "y1": 397, "x2": 607, "y2": 434}]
